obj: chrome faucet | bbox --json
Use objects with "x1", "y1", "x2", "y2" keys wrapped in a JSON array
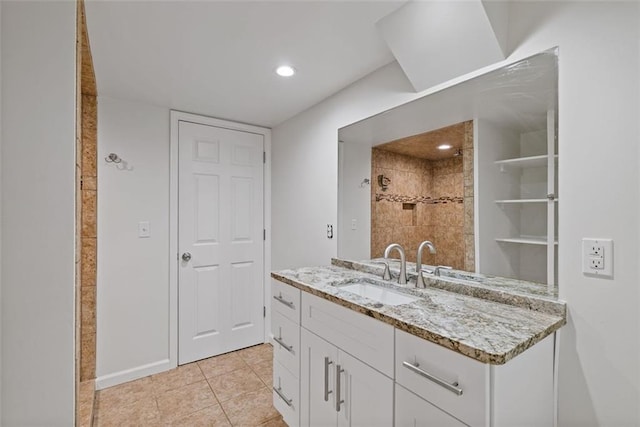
[
  {"x1": 415, "y1": 241, "x2": 436, "y2": 288},
  {"x1": 383, "y1": 243, "x2": 408, "y2": 285}
]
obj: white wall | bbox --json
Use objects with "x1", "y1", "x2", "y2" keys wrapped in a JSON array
[
  {"x1": 97, "y1": 97, "x2": 172, "y2": 388},
  {"x1": 0, "y1": 1, "x2": 77, "y2": 424},
  {"x1": 337, "y1": 141, "x2": 371, "y2": 260},
  {"x1": 272, "y1": 2, "x2": 640, "y2": 425},
  {"x1": 272, "y1": 62, "x2": 416, "y2": 269}
]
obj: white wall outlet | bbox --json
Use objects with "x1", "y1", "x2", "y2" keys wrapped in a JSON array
[
  {"x1": 582, "y1": 238, "x2": 613, "y2": 278},
  {"x1": 138, "y1": 221, "x2": 151, "y2": 238},
  {"x1": 351, "y1": 219, "x2": 357, "y2": 230}
]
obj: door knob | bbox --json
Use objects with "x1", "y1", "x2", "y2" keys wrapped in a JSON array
[{"x1": 182, "y1": 252, "x2": 192, "y2": 262}]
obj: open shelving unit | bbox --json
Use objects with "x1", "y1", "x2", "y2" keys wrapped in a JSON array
[{"x1": 476, "y1": 110, "x2": 558, "y2": 287}]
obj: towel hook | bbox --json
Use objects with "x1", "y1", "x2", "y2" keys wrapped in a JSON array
[{"x1": 105, "y1": 153, "x2": 122, "y2": 164}]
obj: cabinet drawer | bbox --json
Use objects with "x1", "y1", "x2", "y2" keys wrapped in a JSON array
[
  {"x1": 301, "y1": 292, "x2": 394, "y2": 377},
  {"x1": 395, "y1": 329, "x2": 487, "y2": 427},
  {"x1": 272, "y1": 310, "x2": 300, "y2": 376},
  {"x1": 273, "y1": 359, "x2": 300, "y2": 427},
  {"x1": 395, "y1": 383, "x2": 467, "y2": 427},
  {"x1": 272, "y1": 279, "x2": 301, "y2": 323}
]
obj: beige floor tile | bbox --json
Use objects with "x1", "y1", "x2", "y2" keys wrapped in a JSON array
[
  {"x1": 96, "y1": 396, "x2": 161, "y2": 427},
  {"x1": 157, "y1": 380, "x2": 218, "y2": 422},
  {"x1": 198, "y1": 352, "x2": 248, "y2": 379},
  {"x1": 151, "y1": 362, "x2": 205, "y2": 394},
  {"x1": 166, "y1": 403, "x2": 231, "y2": 427},
  {"x1": 98, "y1": 376, "x2": 154, "y2": 409},
  {"x1": 236, "y1": 344, "x2": 273, "y2": 366},
  {"x1": 251, "y1": 358, "x2": 273, "y2": 388},
  {"x1": 259, "y1": 415, "x2": 288, "y2": 427},
  {"x1": 220, "y1": 388, "x2": 279, "y2": 426},
  {"x1": 208, "y1": 367, "x2": 265, "y2": 402}
]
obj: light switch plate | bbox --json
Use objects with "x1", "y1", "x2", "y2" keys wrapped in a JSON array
[
  {"x1": 582, "y1": 238, "x2": 613, "y2": 278},
  {"x1": 138, "y1": 221, "x2": 151, "y2": 238}
]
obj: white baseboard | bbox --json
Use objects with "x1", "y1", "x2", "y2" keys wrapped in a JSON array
[{"x1": 95, "y1": 359, "x2": 174, "y2": 390}]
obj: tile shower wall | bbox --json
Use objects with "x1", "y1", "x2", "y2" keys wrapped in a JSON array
[
  {"x1": 76, "y1": 1, "x2": 98, "y2": 425},
  {"x1": 371, "y1": 149, "x2": 434, "y2": 264},
  {"x1": 371, "y1": 122, "x2": 474, "y2": 270}
]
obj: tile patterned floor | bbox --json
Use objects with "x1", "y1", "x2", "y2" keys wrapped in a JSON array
[{"x1": 94, "y1": 343, "x2": 286, "y2": 427}]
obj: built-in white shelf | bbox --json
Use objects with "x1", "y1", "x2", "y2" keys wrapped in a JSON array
[
  {"x1": 495, "y1": 199, "x2": 558, "y2": 204},
  {"x1": 495, "y1": 236, "x2": 558, "y2": 246},
  {"x1": 495, "y1": 154, "x2": 558, "y2": 170}
]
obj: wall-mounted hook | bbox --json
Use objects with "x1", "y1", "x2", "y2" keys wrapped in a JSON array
[{"x1": 105, "y1": 153, "x2": 122, "y2": 164}]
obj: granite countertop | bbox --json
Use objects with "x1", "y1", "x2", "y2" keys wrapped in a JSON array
[{"x1": 271, "y1": 262, "x2": 566, "y2": 365}]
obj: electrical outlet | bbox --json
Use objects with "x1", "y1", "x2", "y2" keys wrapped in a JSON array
[
  {"x1": 327, "y1": 224, "x2": 333, "y2": 239},
  {"x1": 590, "y1": 258, "x2": 604, "y2": 270},
  {"x1": 582, "y1": 238, "x2": 613, "y2": 278},
  {"x1": 351, "y1": 219, "x2": 357, "y2": 230},
  {"x1": 588, "y1": 244, "x2": 604, "y2": 257}
]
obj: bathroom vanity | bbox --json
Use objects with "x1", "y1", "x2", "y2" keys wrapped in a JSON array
[{"x1": 270, "y1": 259, "x2": 565, "y2": 427}]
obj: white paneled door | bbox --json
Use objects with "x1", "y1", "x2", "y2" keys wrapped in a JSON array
[{"x1": 178, "y1": 120, "x2": 264, "y2": 364}]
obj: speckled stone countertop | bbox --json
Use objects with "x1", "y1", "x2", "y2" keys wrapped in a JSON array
[
  {"x1": 335, "y1": 258, "x2": 565, "y2": 318},
  {"x1": 271, "y1": 262, "x2": 566, "y2": 365}
]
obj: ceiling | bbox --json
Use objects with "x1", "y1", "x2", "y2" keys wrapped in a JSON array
[
  {"x1": 84, "y1": 0, "x2": 407, "y2": 128},
  {"x1": 375, "y1": 122, "x2": 468, "y2": 160}
]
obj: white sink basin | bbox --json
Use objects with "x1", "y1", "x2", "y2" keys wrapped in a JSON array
[{"x1": 339, "y1": 283, "x2": 418, "y2": 306}]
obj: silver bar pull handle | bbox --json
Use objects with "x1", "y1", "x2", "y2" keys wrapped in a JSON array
[
  {"x1": 402, "y1": 361, "x2": 463, "y2": 396},
  {"x1": 336, "y1": 365, "x2": 345, "y2": 412},
  {"x1": 274, "y1": 335, "x2": 294, "y2": 353},
  {"x1": 273, "y1": 294, "x2": 295, "y2": 309},
  {"x1": 273, "y1": 386, "x2": 293, "y2": 407},
  {"x1": 324, "y1": 357, "x2": 333, "y2": 402}
]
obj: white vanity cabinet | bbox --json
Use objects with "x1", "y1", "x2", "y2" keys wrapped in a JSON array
[
  {"x1": 395, "y1": 329, "x2": 555, "y2": 427},
  {"x1": 396, "y1": 383, "x2": 467, "y2": 427},
  {"x1": 271, "y1": 280, "x2": 302, "y2": 427},
  {"x1": 271, "y1": 278, "x2": 557, "y2": 427},
  {"x1": 300, "y1": 292, "x2": 394, "y2": 427}
]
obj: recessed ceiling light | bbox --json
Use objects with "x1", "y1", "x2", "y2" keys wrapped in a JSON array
[
  {"x1": 276, "y1": 65, "x2": 296, "y2": 77},
  {"x1": 438, "y1": 144, "x2": 453, "y2": 150}
]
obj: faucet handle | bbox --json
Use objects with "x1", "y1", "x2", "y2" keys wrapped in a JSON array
[
  {"x1": 371, "y1": 261, "x2": 392, "y2": 280},
  {"x1": 382, "y1": 263, "x2": 392, "y2": 281},
  {"x1": 434, "y1": 265, "x2": 453, "y2": 277}
]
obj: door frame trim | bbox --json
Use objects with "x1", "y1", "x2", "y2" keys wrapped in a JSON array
[{"x1": 169, "y1": 110, "x2": 272, "y2": 368}]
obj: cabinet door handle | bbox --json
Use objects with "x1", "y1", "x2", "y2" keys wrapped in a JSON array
[
  {"x1": 273, "y1": 294, "x2": 295, "y2": 309},
  {"x1": 402, "y1": 361, "x2": 463, "y2": 396},
  {"x1": 273, "y1": 386, "x2": 293, "y2": 407},
  {"x1": 274, "y1": 336, "x2": 294, "y2": 353},
  {"x1": 336, "y1": 364, "x2": 345, "y2": 412},
  {"x1": 324, "y1": 357, "x2": 333, "y2": 401}
]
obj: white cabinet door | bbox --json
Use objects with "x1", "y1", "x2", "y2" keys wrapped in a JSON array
[
  {"x1": 337, "y1": 350, "x2": 393, "y2": 427},
  {"x1": 395, "y1": 383, "x2": 467, "y2": 427},
  {"x1": 300, "y1": 328, "x2": 338, "y2": 427}
]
